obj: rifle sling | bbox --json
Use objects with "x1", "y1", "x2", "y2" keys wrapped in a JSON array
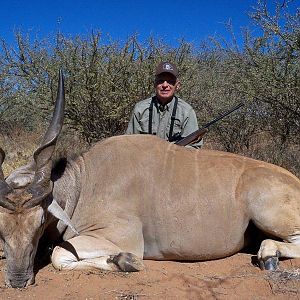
[
  {"x1": 148, "y1": 97, "x2": 155, "y2": 134},
  {"x1": 168, "y1": 96, "x2": 178, "y2": 141}
]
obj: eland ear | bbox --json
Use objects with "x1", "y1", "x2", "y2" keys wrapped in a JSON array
[{"x1": 47, "y1": 199, "x2": 78, "y2": 235}]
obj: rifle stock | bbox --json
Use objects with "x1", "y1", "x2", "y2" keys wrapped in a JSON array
[
  {"x1": 175, "y1": 102, "x2": 244, "y2": 147},
  {"x1": 175, "y1": 128, "x2": 208, "y2": 146}
]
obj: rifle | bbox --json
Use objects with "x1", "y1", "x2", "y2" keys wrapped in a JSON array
[{"x1": 174, "y1": 102, "x2": 244, "y2": 146}]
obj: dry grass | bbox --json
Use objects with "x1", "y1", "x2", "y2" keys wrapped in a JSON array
[
  {"x1": 266, "y1": 269, "x2": 300, "y2": 282},
  {"x1": 0, "y1": 127, "x2": 89, "y2": 177},
  {"x1": 0, "y1": 128, "x2": 40, "y2": 176},
  {"x1": 265, "y1": 269, "x2": 300, "y2": 295}
]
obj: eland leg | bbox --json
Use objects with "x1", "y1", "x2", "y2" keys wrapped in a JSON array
[
  {"x1": 258, "y1": 237, "x2": 300, "y2": 270},
  {"x1": 242, "y1": 168, "x2": 300, "y2": 270},
  {"x1": 251, "y1": 199, "x2": 300, "y2": 270},
  {"x1": 51, "y1": 236, "x2": 144, "y2": 272},
  {"x1": 51, "y1": 219, "x2": 144, "y2": 272}
]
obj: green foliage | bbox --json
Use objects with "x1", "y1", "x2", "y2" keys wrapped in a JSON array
[{"x1": 0, "y1": 0, "x2": 299, "y2": 176}]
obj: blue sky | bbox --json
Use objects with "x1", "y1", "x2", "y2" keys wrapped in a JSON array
[{"x1": 0, "y1": 0, "x2": 296, "y2": 47}]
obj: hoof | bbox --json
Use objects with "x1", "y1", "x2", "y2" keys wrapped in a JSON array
[
  {"x1": 259, "y1": 256, "x2": 279, "y2": 271},
  {"x1": 110, "y1": 252, "x2": 144, "y2": 272}
]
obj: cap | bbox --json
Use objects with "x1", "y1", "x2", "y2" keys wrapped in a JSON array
[{"x1": 155, "y1": 62, "x2": 178, "y2": 77}]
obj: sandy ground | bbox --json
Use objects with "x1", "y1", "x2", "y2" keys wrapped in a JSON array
[{"x1": 0, "y1": 254, "x2": 299, "y2": 300}]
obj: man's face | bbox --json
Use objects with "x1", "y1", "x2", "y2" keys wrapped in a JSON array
[{"x1": 155, "y1": 73, "x2": 180, "y2": 104}]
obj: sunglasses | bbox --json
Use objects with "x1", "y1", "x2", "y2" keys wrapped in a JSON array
[{"x1": 155, "y1": 79, "x2": 177, "y2": 86}]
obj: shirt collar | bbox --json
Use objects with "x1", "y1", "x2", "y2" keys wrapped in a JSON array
[{"x1": 153, "y1": 96, "x2": 175, "y2": 112}]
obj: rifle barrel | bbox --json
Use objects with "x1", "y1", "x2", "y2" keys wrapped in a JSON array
[
  {"x1": 175, "y1": 102, "x2": 244, "y2": 146},
  {"x1": 203, "y1": 102, "x2": 244, "y2": 129}
]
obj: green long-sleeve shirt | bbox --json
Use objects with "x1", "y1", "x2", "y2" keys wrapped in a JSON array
[{"x1": 126, "y1": 96, "x2": 203, "y2": 147}]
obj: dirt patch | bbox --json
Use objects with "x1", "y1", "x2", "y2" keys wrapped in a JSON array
[{"x1": 0, "y1": 254, "x2": 299, "y2": 299}]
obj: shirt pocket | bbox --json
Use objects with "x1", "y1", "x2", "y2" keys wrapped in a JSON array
[
  {"x1": 139, "y1": 114, "x2": 151, "y2": 133},
  {"x1": 171, "y1": 118, "x2": 183, "y2": 135}
]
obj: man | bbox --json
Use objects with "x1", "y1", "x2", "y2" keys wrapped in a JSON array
[{"x1": 126, "y1": 61, "x2": 202, "y2": 147}]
